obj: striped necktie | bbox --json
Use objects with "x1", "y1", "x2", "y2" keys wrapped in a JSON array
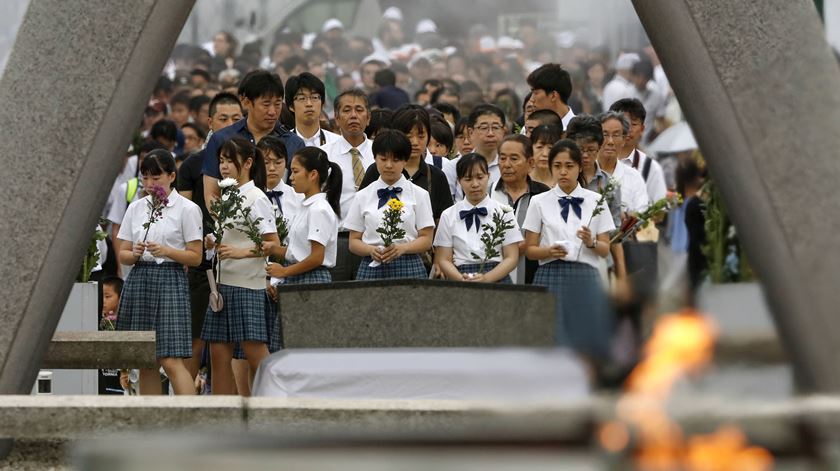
[{"x1": 350, "y1": 147, "x2": 364, "y2": 190}]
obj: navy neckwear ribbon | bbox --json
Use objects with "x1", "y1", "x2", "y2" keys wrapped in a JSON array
[
  {"x1": 459, "y1": 207, "x2": 488, "y2": 232},
  {"x1": 558, "y1": 196, "x2": 584, "y2": 222},
  {"x1": 377, "y1": 186, "x2": 403, "y2": 208},
  {"x1": 266, "y1": 190, "x2": 284, "y2": 214}
]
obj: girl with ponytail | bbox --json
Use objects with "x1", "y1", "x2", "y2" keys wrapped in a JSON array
[{"x1": 264, "y1": 146, "x2": 341, "y2": 284}]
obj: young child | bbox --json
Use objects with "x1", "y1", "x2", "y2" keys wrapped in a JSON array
[
  {"x1": 434, "y1": 154, "x2": 521, "y2": 283},
  {"x1": 523, "y1": 139, "x2": 615, "y2": 360},
  {"x1": 264, "y1": 147, "x2": 341, "y2": 284},
  {"x1": 97, "y1": 277, "x2": 125, "y2": 395},
  {"x1": 116, "y1": 150, "x2": 203, "y2": 395},
  {"x1": 345, "y1": 130, "x2": 434, "y2": 280},
  {"x1": 201, "y1": 137, "x2": 280, "y2": 396}
]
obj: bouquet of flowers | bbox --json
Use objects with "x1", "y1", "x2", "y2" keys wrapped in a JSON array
[
  {"x1": 469, "y1": 205, "x2": 515, "y2": 275},
  {"x1": 575, "y1": 178, "x2": 617, "y2": 259},
  {"x1": 610, "y1": 191, "x2": 683, "y2": 244},
  {"x1": 273, "y1": 205, "x2": 290, "y2": 245},
  {"x1": 139, "y1": 184, "x2": 169, "y2": 263},
  {"x1": 206, "y1": 178, "x2": 243, "y2": 311},
  {"x1": 99, "y1": 311, "x2": 117, "y2": 331},
  {"x1": 369, "y1": 198, "x2": 406, "y2": 267}
]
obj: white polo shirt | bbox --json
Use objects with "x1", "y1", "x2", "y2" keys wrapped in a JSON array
[
  {"x1": 522, "y1": 184, "x2": 615, "y2": 270},
  {"x1": 286, "y1": 193, "x2": 338, "y2": 268},
  {"x1": 601, "y1": 159, "x2": 650, "y2": 213},
  {"x1": 619, "y1": 149, "x2": 667, "y2": 203},
  {"x1": 320, "y1": 136, "x2": 375, "y2": 227},
  {"x1": 434, "y1": 196, "x2": 522, "y2": 266},
  {"x1": 267, "y1": 180, "x2": 304, "y2": 231},
  {"x1": 344, "y1": 175, "x2": 435, "y2": 246},
  {"x1": 117, "y1": 190, "x2": 203, "y2": 263}
]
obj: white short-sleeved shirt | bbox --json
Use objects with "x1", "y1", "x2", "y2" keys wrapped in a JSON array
[
  {"x1": 117, "y1": 190, "x2": 203, "y2": 263},
  {"x1": 295, "y1": 127, "x2": 341, "y2": 148},
  {"x1": 232, "y1": 181, "x2": 278, "y2": 236},
  {"x1": 320, "y1": 136, "x2": 375, "y2": 227},
  {"x1": 344, "y1": 175, "x2": 435, "y2": 246},
  {"x1": 522, "y1": 184, "x2": 615, "y2": 270},
  {"x1": 620, "y1": 149, "x2": 667, "y2": 203},
  {"x1": 107, "y1": 179, "x2": 143, "y2": 225},
  {"x1": 286, "y1": 193, "x2": 338, "y2": 268},
  {"x1": 434, "y1": 196, "x2": 523, "y2": 266},
  {"x1": 603, "y1": 159, "x2": 650, "y2": 214},
  {"x1": 425, "y1": 149, "x2": 458, "y2": 198},
  {"x1": 267, "y1": 180, "x2": 304, "y2": 235}
]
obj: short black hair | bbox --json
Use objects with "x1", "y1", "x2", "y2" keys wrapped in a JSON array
[
  {"x1": 609, "y1": 98, "x2": 647, "y2": 123},
  {"x1": 631, "y1": 58, "x2": 654, "y2": 82},
  {"x1": 530, "y1": 124, "x2": 563, "y2": 147},
  {"x1": 239, "y1": 70, "x2": 284, "y2": 102},
  {"x1": 430, "y1": 86, "x2": 459, "y2": 105},
  {"x1": 526, "y1": 63, "x2": 573, "y2": 104},
  {"x1": 208, "y1": 92, "x2": 242, "y2": 118},
  {"x1": 181, "y1": 122, "x2": 206, "y2": 141},
  {"x1": 256, "y1": 135, "x2": 288, "y2": 163},
  {"x1": 101, "y1": 276, "x2": 124, "y2": 295},
  {"x1": 281, "y1": 55, "x2": 307, "y2": 75},
  {"x1": 188, "y1": 94, "x2": 211, "y2": 113},
  {"x1": 150, "y1": 119, "x2": 177, "y2": 143},
  {"x1": 468, "y1": 103, "x2": 506, "y2": 127},
  {"x1": 430, "y1": 117, "x2": 453, "y2": 153},
  {"x1": 372, "y1": 129, "x2": 412, "y2": 161},
  {"x1": 190, "y1": 68, "x2": 212, "y2": 82},
  {"x1": 140, "y1": 148, "x2": 177, "y2": 178},
  {"x1": 526, "y1": 109, "x2": 563, "y2": 131},
  {"x1": 565, "y1": 114, "x2": 604, "y2": 146},
  {"x1": 374, "y1": 69, "x2": 397, "y2": 87},
  {"x1": 170, "y1": 91, "x2": 192, "y2": 108},
  {"x1": 432, "y1": 102, "x2": 461, "y2": 124},
  {"x1": 366, "y1": 108, "x2": 393, "y2": 139},
  {"x1": 456, "y1": 153, "x2": 489, "y2": 179},
  {"x1": 392, "y1": 105, "x2": 431, "y2": 139},
  {"x1": 284, "y1": 72, "x2": 326, "y2": 109}
]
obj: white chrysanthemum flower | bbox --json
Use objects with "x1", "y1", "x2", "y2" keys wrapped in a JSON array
[
  {"x1": 221, "y1": 192, "x2": 230, "y2": 201},
  {"x1": 501, "y1": 204, "x2": 514, "y2": 213},
  {"x1": 219, "y1": 178, "x2": 238, "y2": 188}
]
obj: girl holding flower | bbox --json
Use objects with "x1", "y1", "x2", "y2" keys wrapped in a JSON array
[
  {"x1": 523, "y1": 140, "x2": 615, "y2": 360},
  {"x1": 264, "y1": 147, "x2": 341, "y2": 284},
  {"x1": 434, "y1": 154, "x2": 522, "y2": 283},
  {"x1": 201, "y1": 137, "x2": 279, "y2": 395},
  {"x1": 345, "y1": 130, "x2": 435, "y2": 280},
  {"x1": 116, "y1": 150, "x2": 203, "y2": 395}
]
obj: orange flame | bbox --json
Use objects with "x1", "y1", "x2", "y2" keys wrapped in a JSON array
[{"x1": 599, "y1": 309, "x2": 774, "y2": 471}]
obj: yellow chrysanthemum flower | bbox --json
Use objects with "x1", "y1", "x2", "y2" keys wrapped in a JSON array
[{"x1": 387, "y1": 199, "x2": 403, "y2": 211}]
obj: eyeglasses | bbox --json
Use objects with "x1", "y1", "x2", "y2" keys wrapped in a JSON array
[
  {"x1": 293, "y1": 95, "x2": 322, "y2": 103},
  {"x1": 603, "y1": 133, "x2": 625, "y2": 141},
  {"x1": 473, "y1": 124, "x2": 504, "y2": 133},
  {"x1": 579, "y1": 146, "x2": 600, "y2": 155}
]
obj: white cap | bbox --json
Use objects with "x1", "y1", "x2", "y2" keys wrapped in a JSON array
[
  {"x1": 322, "y1": 18, "x2": 344, "y2": 33},
  {"x1": 382, "y1": 7, "x2": 403, "y2": 22},
  {"x1": 615, "y1": 52, "x2": 641, "y2": 70},
  {"x1": 416, "y1": 19, "x2": 437, "y2": 34},
  {"x1": 361, "y1": 52, "x2": 391, "y2": 67},
  {"x1": 497, "y1": 36, "x2": 523, "y2": 50},
  {"x1": 479, "y1": 35, "x2": 496, "y2": 52}
]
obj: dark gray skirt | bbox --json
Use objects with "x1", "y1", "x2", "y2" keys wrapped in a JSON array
[{"x1": 356, "y1": 254, "x2": 427, "y2": 280}]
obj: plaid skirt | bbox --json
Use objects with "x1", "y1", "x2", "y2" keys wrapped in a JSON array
[
  {"x1": 457, "y1": 261, "x2": 512, "y2": 284},
  {"x1": 533, "y1": 260, "x2": 614, "y2": 360},
  {"x1": 234, "y1": 289, "x2": 280, "y2": 360},
  {"x1": 116, "y1": 262, "x2": 191, "y2": 359},
  {"x1": 285, "y1": 266, "x2": 333, "y2": 284},
  {"x1": 201, "y1": 284, "x2": 269, "y2": 345},
  {"x1": 356, "y1": 254, "x2": 427, "y2": 280}
]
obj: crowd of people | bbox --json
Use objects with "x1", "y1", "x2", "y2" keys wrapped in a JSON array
[{"x1": 95, "y1": 9, "x2": 707, "y2": 395}]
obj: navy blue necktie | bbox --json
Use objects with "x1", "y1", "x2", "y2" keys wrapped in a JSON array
[
  {"x1": 459, "y1": 207, "x2": 488, "y2": 232},
  {"x1": 266, "y1": 190, "x2": 283, "y2": 214},
  {"x1": 377, "y1": 186, "x2": 403, "y2": 208},
  {"x1": 559, "y1": 197, "x2": 584, "y2": 222}
]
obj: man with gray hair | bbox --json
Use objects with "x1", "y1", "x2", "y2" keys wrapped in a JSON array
[{"x1": 597, "y1": 111, "x2": 649, "y2": 213}]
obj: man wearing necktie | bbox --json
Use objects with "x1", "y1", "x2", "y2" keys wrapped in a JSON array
[{"x1": 320, "y1": 90, "x2": 375, "y2": 281}]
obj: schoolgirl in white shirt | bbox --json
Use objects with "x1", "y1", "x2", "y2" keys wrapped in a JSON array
[
  {"x1": 116, "y1": 149, "x2": 203, "y2": 395},
  {"x1": 523, "y1": 139, "x2": 615, "y2": 360},
  {"x1": 345, "y1": 130, "x2": 434, "y2": 280},
  {"x1": 264, "y1": 147, "x2": 340, "y2": 284},
  {"x1": 434, "y1": 153, "x2": 521, "y2": 283},
  {"x1": 201, "y1": 137, "x2": 280, "y2": 396}
]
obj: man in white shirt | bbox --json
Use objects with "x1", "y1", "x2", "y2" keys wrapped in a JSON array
[
  {"x1": 597, "y1": 111, "x2": 650, "y2": 214},
  {"x1": 320, "y1": 89, "x2": 374, "y2": 280},
  {"x1": 467, "y1": 104, "x2": 506, "y2": 186},
  {"x1": 602, "y1": 53, "x2": 640, "y2": 111},
  {"x1": 525, "y1": 63, "x2": 576, "y2": 129},
  {"x1": 285, "y1": 72, "x2": 340, "y2": 147},
  {"x1": 629, "y1": 60, "x2": 667, "y2": 144},
  {"x1": 609, "y1": 98, "x2": 668, "y2": 203}
]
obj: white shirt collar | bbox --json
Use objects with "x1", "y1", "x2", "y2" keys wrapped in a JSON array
[
  {"x1": 295, "y1": 127, "x2": 322, "y2": 141},
  {"x1": 552, "y1": 183, "x2": 585, "y2": 198},
  {"x1": 164, "y1": 189, "x2": 179, "y2": 207},
  {"x1": 372, "y1": 174, "x2": 408, "y2": 190},
  {"x1": 337, "y1": 135, "x2": 370, "y2": 155},
  {"x1": 239, "y1": 180, "x2": 256, "y2": 192},
  {"x1": 460, "y1": 195, "x2": 491, "y2": 209},
  {"x1": 302, "y1": 192, "x2": 326, "y2": 207}
]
